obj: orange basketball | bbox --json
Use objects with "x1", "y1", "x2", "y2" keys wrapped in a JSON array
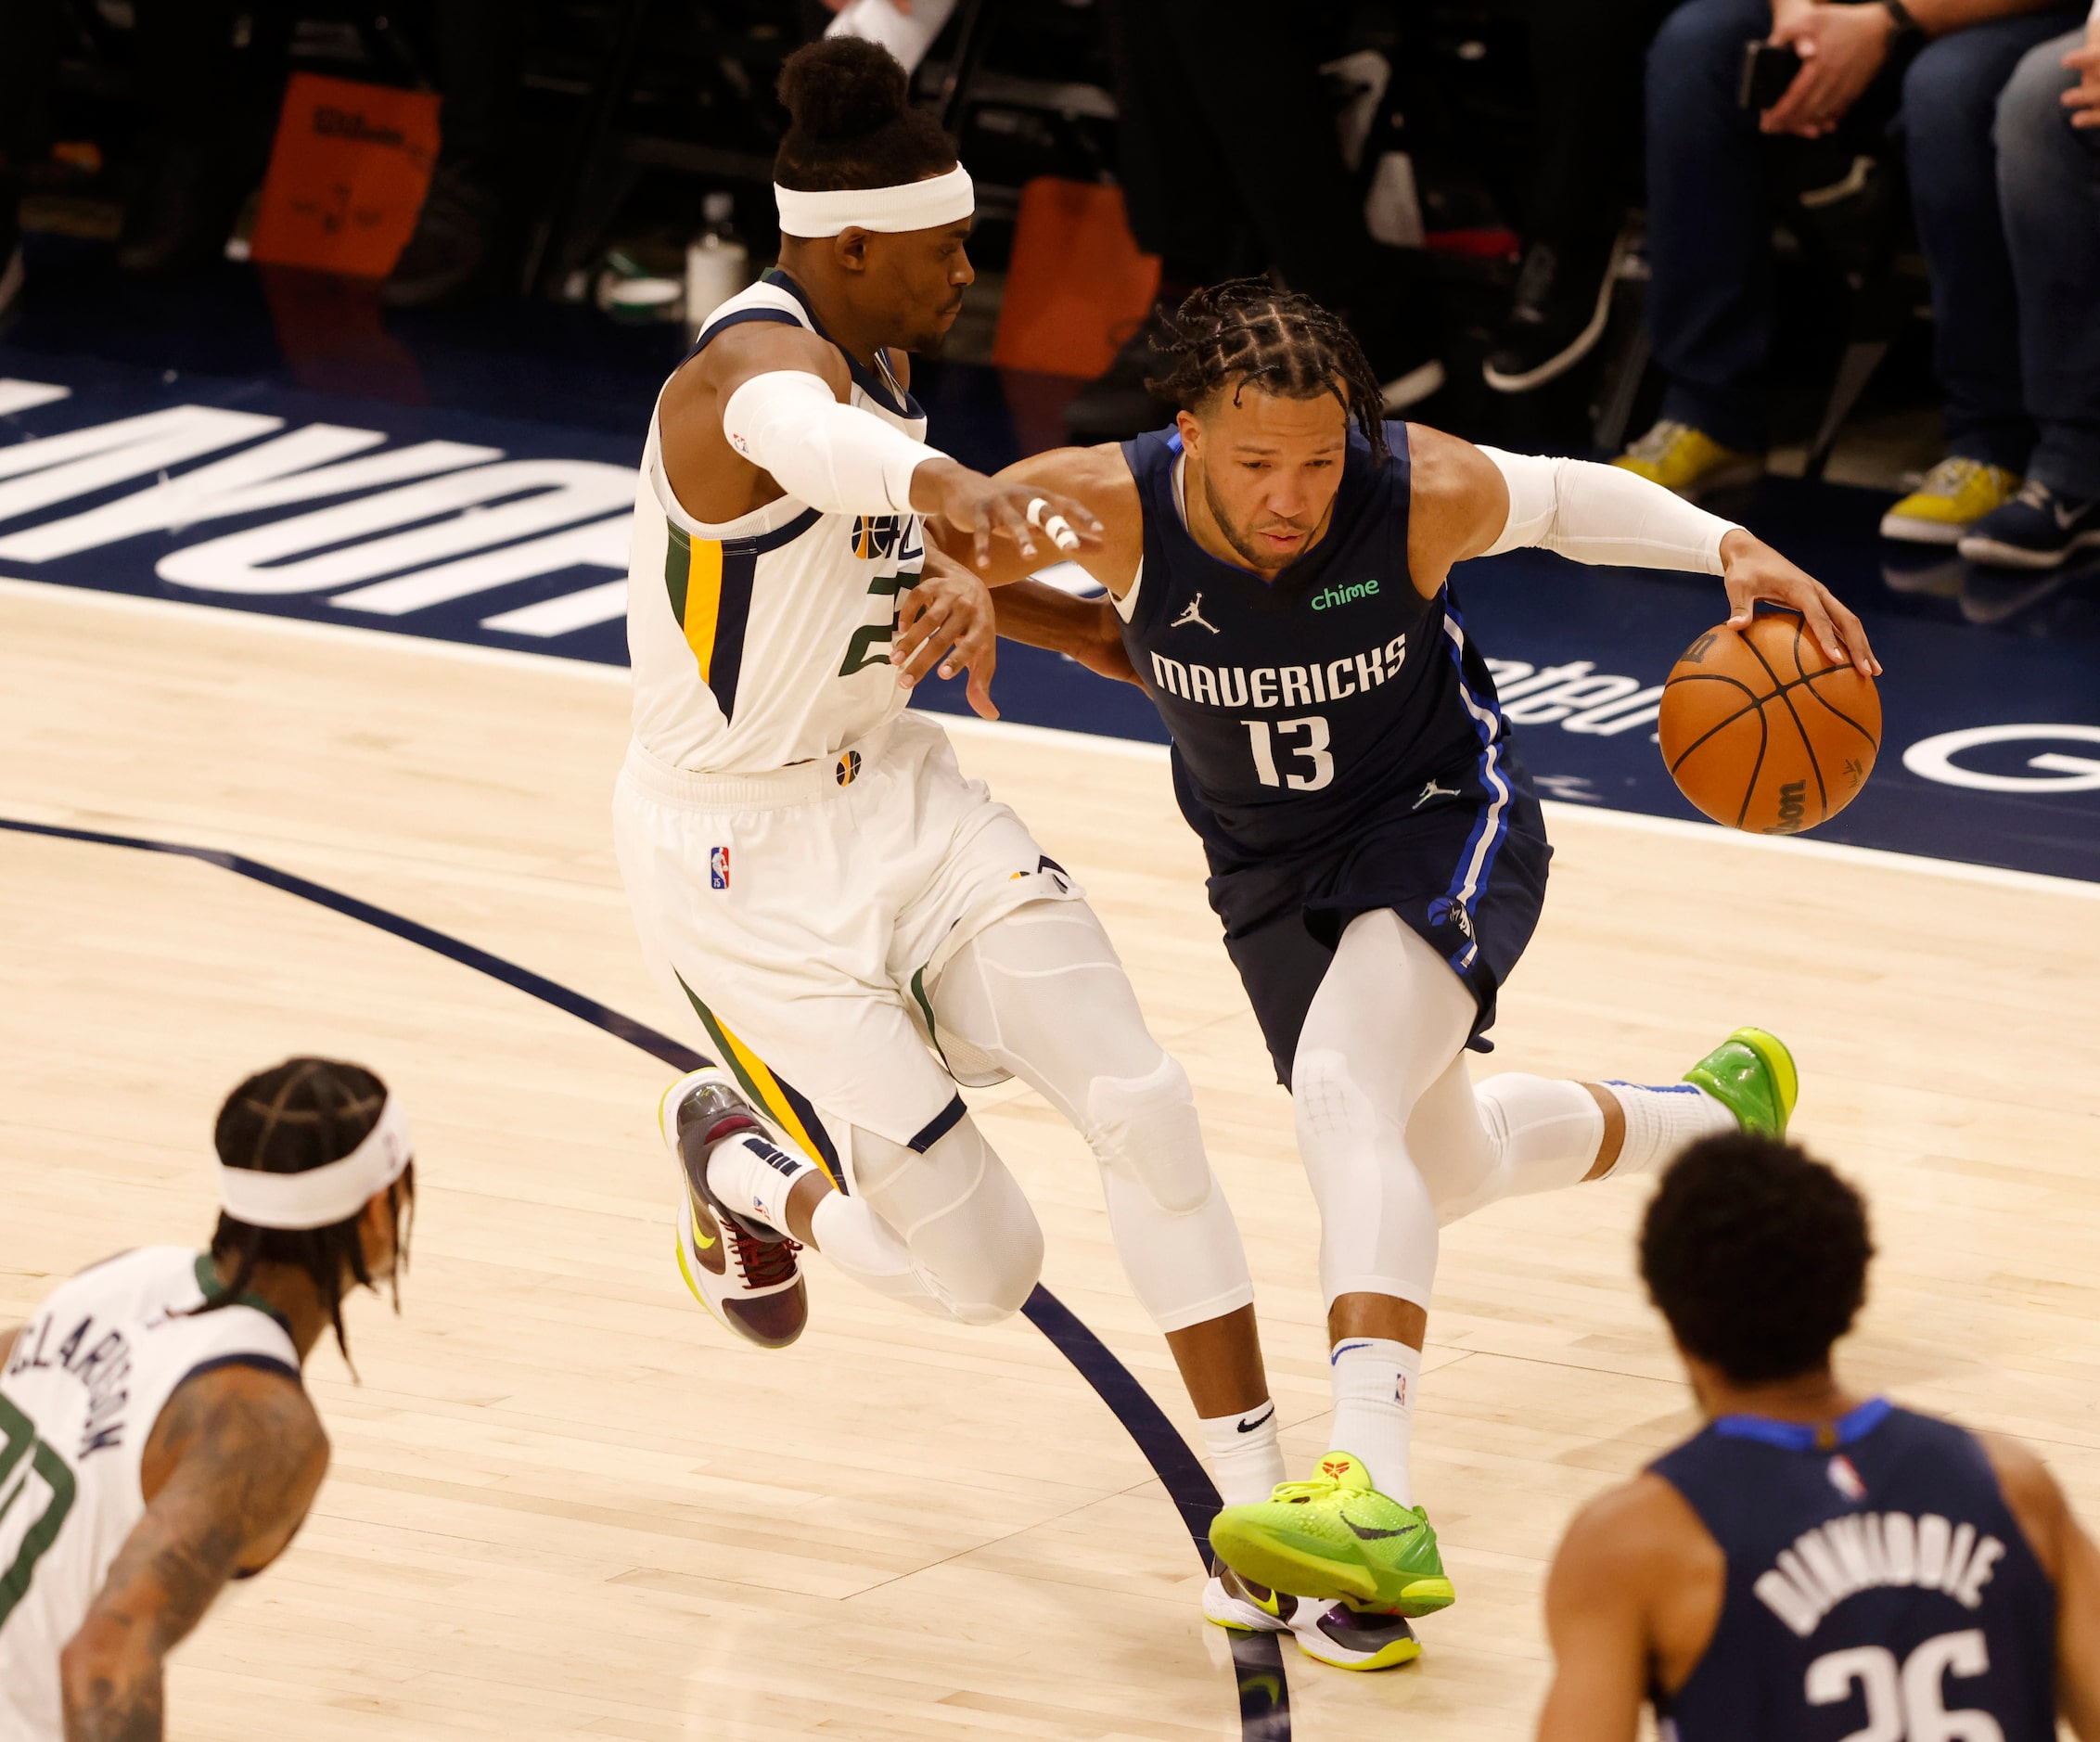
[{"x1": 1658, "y1": 612, "x2": 1881, "y2": 834}]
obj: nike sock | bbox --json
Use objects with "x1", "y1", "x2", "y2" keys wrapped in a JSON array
[
  {"x1": 1600, "y1": 1082, "x2": 1736, "y2": 1179},
  {"x1": 1200, "y1": 1402, "x2": 1287, "y2": 1507},
  {"x1": 1327, "y1": 1337, "x2": 1421, "y2": 1505},
  {"x1": 705, "y1": 1129, "x2": 818, "y2": 1236}
]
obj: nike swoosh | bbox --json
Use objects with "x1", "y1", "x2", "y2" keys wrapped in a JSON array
[
  {"x1": 1344, "y1": 1517, "x2": 1420, "y2": 1543},
  {"x1": 685, "y1": 1188, "x2": 719, "y2": 1250},
  {"x1": 1236, "y1": 1403, "x2": 1276, "y2": 1434}
]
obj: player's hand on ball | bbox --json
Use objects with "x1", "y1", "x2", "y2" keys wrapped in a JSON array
[
  {"x1": 893, "y1": 548, "x2": 1000, "y2": 719},
  {"x1": 910, "y1": 459, "x2": 1105, "y2": 570},
  {"x1": 1717, "y1": 529, "x2": 1881, "y2": 677}
]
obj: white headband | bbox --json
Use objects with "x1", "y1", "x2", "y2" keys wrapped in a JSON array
[
  {"x1": 774, "y1": 164, "x2": 974, "y2": 237},
  {"x1": 219, "y1": 1095, "x2": 414, "y2": 1232}
]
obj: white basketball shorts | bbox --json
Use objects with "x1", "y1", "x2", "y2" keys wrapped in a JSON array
[{"x1": 614, "y1": 710, "x2": 1082, "y2": 1154}]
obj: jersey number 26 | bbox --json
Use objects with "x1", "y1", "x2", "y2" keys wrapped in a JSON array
[{"x1": 1807, "y1": 1629, "x2": 2004, "y2": 1742}]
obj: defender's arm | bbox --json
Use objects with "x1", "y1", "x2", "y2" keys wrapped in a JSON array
[
  {"x1": 60, "y1": 1365, "x2": 327, "y2": 1742},
  {"x1": 1405, "y1": 425, "x2": 1879, "y2": 676},
  {"x1": 925, "y1": 443, "x2": 1143, "y2": 592}
]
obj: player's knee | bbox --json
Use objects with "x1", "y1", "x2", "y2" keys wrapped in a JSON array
[
  {"x1": 938, "y1": 1216, "x2": 1044, "y2": 1326},
  {"x1": 1084, "y1": 1052, "x2": 1212, "y2": 1215}
]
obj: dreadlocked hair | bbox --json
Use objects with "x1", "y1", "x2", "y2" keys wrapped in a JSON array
[
  {"x1": 194, "y1": 1057, "x2": 415, "y2": 1372},
  {"x1": 774, "y1": 37, "x2": 956, "y2": 198},
  {"x1": 1144, "y1": 279, "x2": 1389, "y2": 462}
]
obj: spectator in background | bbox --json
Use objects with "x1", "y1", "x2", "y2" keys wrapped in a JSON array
[
  {"x1": 1064, "y1": 0, "x2": 1445, "y2": 442},
  {"x1": 1951, "y1": 5, "x2": 2100, "y2": 568},
  {"x1": 1484, "y1": 0, "x2": 1674, "y2": 394},
  {"x1": 1616, "y1": 0, "x2": 2083, "y2": 518}
]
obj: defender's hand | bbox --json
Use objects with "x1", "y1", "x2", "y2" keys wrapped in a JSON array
[
  {"x1": 910, "y1": 458, "x2": 1106, "y2": 570},
  {"x1": 1719, "y1": 528, "x2": 1881, "y2": 676},
  {"x1": 893, "y1": 551, "x2": 1000, "y2": 718}
]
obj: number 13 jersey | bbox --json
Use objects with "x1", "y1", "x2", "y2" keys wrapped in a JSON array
[
  {"x1": 1117, "y1": 420, "x2": 1505, "y2": 869},
  {"x1": 628, "y1": 272, "x2": 928, "y2": 775}
]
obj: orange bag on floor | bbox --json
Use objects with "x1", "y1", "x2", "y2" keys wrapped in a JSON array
[
  {"x1": 992, "y1": 178, "x2": 1160, "y2": 380},
  {"x1": 250, "y1": 73, "x2": 441, "y2": 277}
]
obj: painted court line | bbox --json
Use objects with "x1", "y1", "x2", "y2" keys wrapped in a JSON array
[
  {"x1": 0, "y1": 811, "x2": 1290, "y2": 1739},
  {"x1": 6, "y1": 573, "x2": 2092, "y2": 903}
]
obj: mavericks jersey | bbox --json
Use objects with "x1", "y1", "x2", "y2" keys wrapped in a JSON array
[
  {"x1": 628, "y1": 271, "x2": 928, "y2": 775},
  {"x1": 1118, "y1": 421, "x2": 1509, "y2": 870},
  {"x1": 0, "y1": 1247, "x2": 300, "y2": 1742},
  {"x1": 1650, "y1": 1400, "x2": 2056, "y2": 1741}
]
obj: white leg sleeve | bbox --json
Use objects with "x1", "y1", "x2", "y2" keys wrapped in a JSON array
[
  {"x1": 1292, "y1": 910, "x2": 1478, "y2": 1310},
  {"x1": 927, "y1": 902, "x2": 1255, "y2": 1333},
  {"x1": 846, "y1": 1116, "x2": 1044, "y2": 1327},
  {"x1": 1406, "y1": 1065, "x2": 1605, "y2": 1226}
]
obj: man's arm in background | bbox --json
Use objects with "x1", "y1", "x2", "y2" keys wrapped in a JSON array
[{"x1": 1984, "y1": 1434, "x2": 2100, "y2": 1736}]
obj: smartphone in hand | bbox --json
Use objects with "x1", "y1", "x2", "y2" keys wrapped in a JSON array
[{"x1": 1738, "y1": 39, "x2": 1804, "y2": 110}]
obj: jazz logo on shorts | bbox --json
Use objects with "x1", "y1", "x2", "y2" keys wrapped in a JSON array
[
  {"x1": 836, "y1": 750, "x2": 862, "y2": 787},
  {"x1": 710, "y1": 846, "x2": 730, "y2": 890}
]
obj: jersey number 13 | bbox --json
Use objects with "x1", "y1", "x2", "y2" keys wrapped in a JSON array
[{"x1": 1242, "y1": 716, "x2": 1335, "y2": 792}]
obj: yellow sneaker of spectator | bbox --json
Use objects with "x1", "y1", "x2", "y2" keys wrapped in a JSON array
[
  {"x1": 1879, "y1": 457, "x2": 2022, "y2": 545},
  {"x1": 1613, "y1": 420, "x2": 1762, "y2": 500}
]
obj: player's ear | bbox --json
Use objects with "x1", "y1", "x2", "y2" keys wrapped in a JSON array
[
  {"x1": 1174, "y1": 408, "x2": 1202, "y2": 456},
  {"x1": 833, "y1": 228, "x2": 872, "y2": 276}
]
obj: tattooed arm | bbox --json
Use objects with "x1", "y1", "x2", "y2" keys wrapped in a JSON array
[{"x1": 59, "y1": 1364, "x2": 328, "y2": 1742}]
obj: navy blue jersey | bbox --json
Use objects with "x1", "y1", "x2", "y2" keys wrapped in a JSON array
[
  {"x1": 1116, "y1": 421, "x2": 1551, "y2": 1081},
  {"x1": 1117, "y1": 421, "x2": 1507, "y2": 870},
  {"x1": 1651, "y1": 1400, "x2": 2056, "y2": 1742}
]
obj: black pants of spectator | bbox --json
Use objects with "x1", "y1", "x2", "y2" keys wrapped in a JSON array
[
  {"x1": 0, "y1": 0, "x2": 61, "y2": 189},
  {"x1": 1099, "y1": 0, "x2": 1433, "y2": 377},
  {"x1": 1522, "y1": 0, "x2": 1675, "y2": 256}
]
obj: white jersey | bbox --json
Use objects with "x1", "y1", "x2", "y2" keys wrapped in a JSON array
[
  {"x1": 627, "y1": 273, "x2": 932, "y2": 775},
  {"x1": 0, "y1": 1247, "x2": 300, "y2": 1741}
]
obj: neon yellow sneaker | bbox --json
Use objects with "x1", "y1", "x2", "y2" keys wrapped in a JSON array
[
  {"x1": 1684, "y1": 1028, "x2": 1798, "y2": 1140},
  {"x1": 1879, "y1": 457, "x2": 2022, "y2": 546},
  {"x1": 1209, "y1": 1453, "x2": 1454, "y2": 1617},
  {"x1": 1613, "y1": 420, "x2": 1762, "y2": 499}
]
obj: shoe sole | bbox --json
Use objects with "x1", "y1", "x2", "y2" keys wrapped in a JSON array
[
  {"x1": 1482, "y1": 234, "x2": 1630, "y2": 395},
  {"x1": 1955, "y1": 531, "x2": 2100, "y2": 571},
  {"x1": 1878, "y1": 513, "x2": 1971, "y2": 545},
  {"x1": 1210, "y1": 1522, "x2": 1455, "y2": 1618},
  {"x1": 1296, "y1": 1632, "x2": 1424, "y2": 1672}
]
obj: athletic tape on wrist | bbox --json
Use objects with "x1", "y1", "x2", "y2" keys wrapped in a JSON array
[
  {"x1": 219, "y1": 1095, "x2": 414, "y2": 1230},
  {"x1": 775, "y1": 165, "x2": 974, "y2": 238}
]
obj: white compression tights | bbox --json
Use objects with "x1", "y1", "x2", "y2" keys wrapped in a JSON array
[
  {"x1": 841, "y1": 901, "x2": 1254, "y2": 1333},
  {"x1": 1294, "y1": 909, "x2": 1608, "y2": 1311}
]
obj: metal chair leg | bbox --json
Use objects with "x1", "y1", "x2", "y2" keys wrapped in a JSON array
[{"x1": 1803, "y1": 337, "x2": 1888, "y2": 481}]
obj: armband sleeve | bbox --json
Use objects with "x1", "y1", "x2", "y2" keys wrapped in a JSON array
[
  {"x1": 1477, "y1": 445, "x2": 1740, "y2": 576},
  {"x1": 721, "y1": 369, "x2": 945, "y2": 517}
]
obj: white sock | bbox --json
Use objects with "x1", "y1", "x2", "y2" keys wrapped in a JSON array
[
  {"x1": 705, "y1": 1129, "x2": 817, "y2": 1235},
  {"x1": 1327, "y1": 1337, "x2": 1421, "y2": 1505},
  {"x1": 1199, "y1": 1402, "x2": 1287, "y2": 1507},
  {"x1": 1600, "y1": 1082, "x2": 1736, "y2": 1179}
]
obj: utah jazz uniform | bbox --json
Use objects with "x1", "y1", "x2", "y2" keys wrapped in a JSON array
[
  {"x1": 1649, "y1": 1399, "x2": 2055, "y2": 1740},
  {"x1": 616, "y1": 272, "x2": 1079, "y2": 1161},
  {"x1": 0, "y1": 1248, "x2": 301, "y2": 1741},
  {"x1": 1117, "y1": 421, "x2": 1550, "y2": 1084}
]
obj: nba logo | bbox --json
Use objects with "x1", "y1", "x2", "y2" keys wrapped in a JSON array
[{"x1": 709, "y1": 847, "x2": 730, "y2": 890}]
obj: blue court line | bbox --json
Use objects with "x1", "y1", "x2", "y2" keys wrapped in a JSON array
[{"x1": 0, "y1": 813, "x2": 1291, "y2": 1738}]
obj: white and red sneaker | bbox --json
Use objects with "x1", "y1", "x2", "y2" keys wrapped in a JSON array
[{"x1": 658, "y1": 1068, "x2": 808, "y2": 1349}]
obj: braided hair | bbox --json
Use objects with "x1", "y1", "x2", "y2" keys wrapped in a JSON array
[
  {"x1": 775, "y1": 37, "x2": 956, "y2": 197},
  {"x1": 193, "y1": 1057, "x2": 416, "y2": 1368},
  {"x1": 1145, "y1": 279, "x2": 1390, "y2": 463}
]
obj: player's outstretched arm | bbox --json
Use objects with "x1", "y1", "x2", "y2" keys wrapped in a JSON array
[
  {"x1": 1536, "y1": 1486, "x2": 1655, "y2": 1742},
  {"x1": 925, "y1": 443, "x2": 1142, "y2": 592},
  {"x1": 59, "y1": 1365, "x2": 327, "y2": 1742},
  {"x1": 1405, "y1": 424, "x2": 1880, "y2": 677},
  {"x1": 1983, "y1": 1433, "x2": 2100, "y2": 1736}
]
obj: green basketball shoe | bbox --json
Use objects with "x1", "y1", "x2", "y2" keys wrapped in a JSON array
[
  {"x1": 1684, "y1": 1027, "x2": 1798, "y2": 1138},
  {"x1": 1208, "y1": 1452, "x2": 1455, "y2": 1617}
]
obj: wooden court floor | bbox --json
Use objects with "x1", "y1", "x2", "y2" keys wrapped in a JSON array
[{"x1": 4, "y1": 576, "x2": 2098, "y2": 1741}]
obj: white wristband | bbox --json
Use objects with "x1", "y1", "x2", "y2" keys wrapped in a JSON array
[
  {"x1": 1478, "y1": 445, "x2": 1739, "y2": 575},
  {"x1": 722, "y1": 369, "x2": 944, "y2": 517}
]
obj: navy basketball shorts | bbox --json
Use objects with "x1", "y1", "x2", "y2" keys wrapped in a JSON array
[{"x1": 1204, "y1": 771, "x2": 1552, "y2": 1089}]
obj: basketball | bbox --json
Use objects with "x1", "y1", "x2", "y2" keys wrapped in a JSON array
[{"x1": 1658, "y1": 612, "x2": 1882, "y2": 834}]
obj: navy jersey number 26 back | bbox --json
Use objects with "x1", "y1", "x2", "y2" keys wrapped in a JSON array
[{"x1": 1651, "y1": 1400, "x2": 2056, "y2": 1742}]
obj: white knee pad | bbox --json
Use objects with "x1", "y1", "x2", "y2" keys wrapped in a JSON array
[
  {"x1": 849, "y1": 1118, "x2": 1043, "y2": 1326},
  {"x1": 1292, "y1": 1045, "x2": 1441, "y2": 1310},
  {"x1": 1084, "y1": 1052, "x2": 1211, "y2": 1215}
]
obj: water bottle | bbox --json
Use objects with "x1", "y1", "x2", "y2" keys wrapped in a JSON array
[{"x1": 685, "y1": 194, "x2": 750, "y2": 339}]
